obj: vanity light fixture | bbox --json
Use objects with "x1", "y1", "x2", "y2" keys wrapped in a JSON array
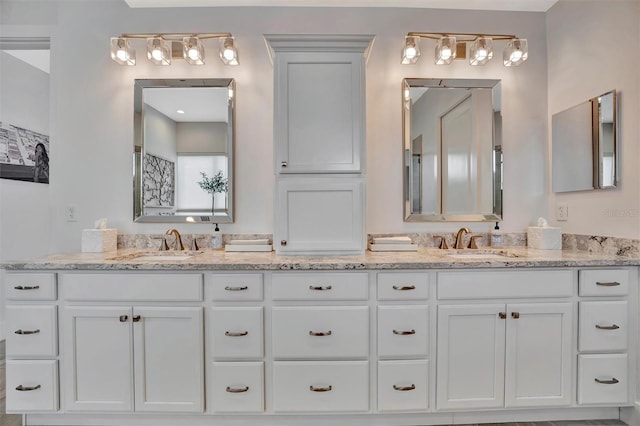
[
  {"x1": 110, "y1": 33, "x2": 239, "y2": 66},
  {"x1": 402, "y1": 32, "x2": 528, "y2": 67}
]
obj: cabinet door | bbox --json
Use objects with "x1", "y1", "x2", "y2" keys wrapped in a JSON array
[
  {"x1": 436, "y1": 304, "x2": 506, "y2": 410},
  {"x1": 504, "y1": 303, "x2": 573, "y2": 408},
  {"x1": 62, "y1": 306, "x2": 133, "y2": 412},
  {"x1": 133, "y1": 307, "x2": 204, "y2": 413},
  {"x1": 275, "y1": 51, "x2": 364, "y2": 174},
  {"x1": 275, "y1": 178, "x2": 364, "y2": 254}
]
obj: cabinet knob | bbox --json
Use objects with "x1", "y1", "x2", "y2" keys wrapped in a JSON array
[
  {"x1": 119, "y1": 315, "x2": 129, "y2": 322},
  {"x1": 14, "y1": 285, "x2": 40, "y2": 291},
  {"x1": 498, "y1": 312, "x2": 506, "y2": 319},
  {"x1": 281, "y1": 161, "x2": 288, "y2": 168},
  {"x1": 14, "y1": 329, "x2": 40, "y2": 335},
  {"x1": 280, "y1": 240, "x2": 287, "y2": 246},
  {"x1": 511, "y1": 312, "x2": 520, "y2": 319},
  {"x1": 16, "y1": 385, "x2": 41, "y2": 392},
  {"x1": 132, "y1": 315, "x2": 141, "y2": 323}
]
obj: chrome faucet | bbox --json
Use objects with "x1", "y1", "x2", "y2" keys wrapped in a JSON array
[
  {"x1": 454, "y1": 227, "x2": 471, "y2": 249},
  {"x1": 165, "y1": 229, "x2": 184, "y2": 251}
]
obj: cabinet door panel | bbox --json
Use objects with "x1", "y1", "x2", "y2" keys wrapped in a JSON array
[
  {"x1": 436, "y1": 304, "x2": 505, "y2": 410},
  {"x1": 62, "y1": 306, "x2": 133, "y2": 412},
  {"x1": 504, "y1": 303, "x2": 573, "y2": 408},
  {"x1": 133, "y1": 307, "x2": 204, "y2": 413}
]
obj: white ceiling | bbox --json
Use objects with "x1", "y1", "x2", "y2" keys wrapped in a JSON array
[
  {"x1": 144, "y1": 87, "x2": 230, "y2": 122},
  {"x1": 124, "y1": 0, "x2": 558, "y2": 12}
]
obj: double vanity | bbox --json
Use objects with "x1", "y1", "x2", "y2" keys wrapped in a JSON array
[{"x1": 4, "y1": 247, "x2": 638, "y2": 426}]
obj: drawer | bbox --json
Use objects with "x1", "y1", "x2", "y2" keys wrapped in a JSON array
[
  {"x1": 6, "y1": 273, "x2": 56, "y2": 301},
  {"x1": 378, "y1": 360, "x2": 429, "y2": 412},
  {"x1": 209, "y1": 362, "x2": 264, "y2": 413},
  {"x1": 578, "y1": 354, "x2": 628, "y2": 405},
  {"x1": 6, "y1": 305, "x2": 58, "y2": 357},
  {"x1": 210, "y1": 307, "x2": 263, "y2": 359},
  {"x1": 579, "y1": 269, "x2": 629, "y2": 296},
  {"x1": 377, "y1": 272, "x2": 429, "y2": 300},
  {"x1": 6, "y1": 360, "x2": 59, "y2": 412},
  {"x1": 210, "y1": 273, "x2": 263, "y2": 301},
  {"x1": 437, "y1": 270, "x2": 573, "y2": 299},
  {"x1": 273, "y1": 361, "x2": 369, "y2": 412},
  {"x1": 579, "y1": 301, "x2": 628, "y2": 352},
  {"x1": 272, "y1": 272, "x2": 368, "y2": 300},
  {"x1": 61, "y1": 273, "x2": 202, "y2": 301},
  {"x1": 272, "y1": 306, "x2": 369, "y2": 359},
  {"x1": 378, "y1": 306, "x2": 429, "y2": 358}
]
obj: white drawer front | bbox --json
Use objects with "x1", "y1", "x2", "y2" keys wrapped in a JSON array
[
  {"x1": 272, "y1": 306, "x2": 369, "y2": 359},
  {"x1": 6, "y1": 273, "x2": 56, "y2": 301},
  {"x1": 579, "y1": 269, "x2": 629, "y2": 296},
  {"x1": 378, "y1": 306, "x2": 428, "y2": 358},
  {"x1": 6, "y1": 360, "x2": 59, "y2": 412},
  {"x1": 6, "y1": 305, "x2": 57, "y2": 357},
  {"x1": 437, "y1": 270, "x2": 573, "y2": 299},
  {"x1": 377, "y1": 272, "x2": 429, "y2": 300},
  {"x1": 211, "y1": 307, "x2": 263, "y2": 359},
  {"x1": 61, "y1": 273, "x2": 202, "y2": 301},
  {"x1": 272, "y1": 272, "x2": 368, "y2": 300},
  {"x1": 209, "y1": 362, "x2": 264, "y2": 413},
  {"x1": 579, "y1": 301, "x2": 628, "y2": 352},
  {"x1": 378, "y1": 360, "x2": 429, "y2": 412},
  {"x1": 578, "y1": 354, "x2": 628, "y2": 405},
  {"x1": 210, "y1": 274, "x2": 263, "y2": 301},
  {"x1": 273, "y1": 361, "x2": 369, "y2": 412}
]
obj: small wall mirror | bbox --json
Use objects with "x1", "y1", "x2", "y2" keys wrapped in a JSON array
[
  {"x1": 133, "y1": 78, "x2": 235, "y2": 223},
  {"x1": 402, "y1": 78, "x2": 502, "y2": 222},
  {"x1": 552, "y1": 90, "x2": 617, "y2": 193}
]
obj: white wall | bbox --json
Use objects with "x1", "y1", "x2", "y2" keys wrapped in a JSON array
[
  {"x1": 177, "y1": 122, "x2": 227, "y2": 153},
  {"x1": 547, "y1": 0, "x2": 640, "y2": 239}
]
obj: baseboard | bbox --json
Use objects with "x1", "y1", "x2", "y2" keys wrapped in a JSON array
[{"x1": 621, "y1": 401, "x2": 640, "y2": 425}]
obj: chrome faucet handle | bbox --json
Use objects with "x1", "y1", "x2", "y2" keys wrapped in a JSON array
[
  {"x1": 151, "y1": 236, "x2": 169, "y2": 251},
  {"x1": 433, "y1": 235, "x2": 448, "y2": 250},
  {"x1": 468, "y1": 235, "x2": 483, "y2": 249}
]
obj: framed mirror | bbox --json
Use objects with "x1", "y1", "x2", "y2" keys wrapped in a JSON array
[
  {"x1": 402, "y1": 78, "x2": 502, "y2": 222},
  {"x1": 552, "y1": 90, "x2": 617, "y2": 193},
  {"x1": 133, "y1": 78, "x2": 235, "y2": 223}
]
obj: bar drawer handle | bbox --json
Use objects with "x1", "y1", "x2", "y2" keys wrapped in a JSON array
[
  {"x1": 226, "y1": 386, "x2": 249, "y2": 393},
  {"x1": 14, "y1": 285, "x2": 40, "y2": 291},
  {"x1": 596, "y1": 281, "x2": 621, "y2": 287},
  {"x1": 392, "y1": 285, "x2": 416, "y2": 291},
  {"x1": 596, "y1": 324, "x2": 620, "y2": 330},
  {"x1": 225, "y1": 331, "x2": 249, "y2": 337},
  {"x1": 225, "y1": 286, "x2": 248, "y2": 291},
  {"x1": 309, "y1": 285, "x2": 332, "y2": 291},
  {"x1": 14, "y1": 329, "x2": 41, "y2": 335},
  {"x1": 595, "y1": 377, "x2": 619, "y2": 385},
  {"x1": 310, "y1": 385, "x2": 332, "y2": 392},
  {"x1": 393, "y1": 384, "x2": 416, "y2": 391},
  {"x1": 16, "y1": 385, "x2": 41, "y2": 392},
  {"x1": 393, "y1": 329, "x2": 416, "y2": 335},
  {"x1": 309, "y1": 330, "x2": 332, "y2": 337}
]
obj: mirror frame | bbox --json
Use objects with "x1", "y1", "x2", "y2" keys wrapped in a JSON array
[
  {"x1": 133, "y1": 78, "x2": 235, "y2": 223},
  {"x1": 402, "y1": 78, "x2": 502, "y2": 222}
]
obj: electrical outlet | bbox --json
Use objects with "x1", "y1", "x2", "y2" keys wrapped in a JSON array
[
  {"x1": 556, "y1": 202, "x2": 568, "y2": 221},
  {"x1": 66, "y1": 204, "x2": 78, "y2": 222}
]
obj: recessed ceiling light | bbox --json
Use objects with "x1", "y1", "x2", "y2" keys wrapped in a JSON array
[{"x1": 177, "y1": 109, "x2": 185, "y2": 114}]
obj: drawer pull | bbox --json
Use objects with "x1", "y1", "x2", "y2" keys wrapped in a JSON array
[
  {"x1": 310, "y1": 385, "x2": 332, "y2": 392},
  {"x1": 393, "y1": 384, "x2": 416, "y2": 391},
  {"x1": 309, "y1": 330, "x2": 332, "y2": 337},
  {"x1": 596, "y1": 324, "x2": 620, "y2": 330},
  {"x1": 595, "y1": 377, "x2": 619, "y2": 385},
  {"x1": 14, "y1": 285, "x2": 40, "y2": 291},
  {"x1": 226, "y1": 386, "x2": 249, "y2": 393},
  {"x1": 16, "y1": 384, "x2": 41, "y2": 392},
  {"x1": 14, "y1": 329, "x2": 41, "y2": 335},
  {"x1": 225, "y1": 331, "x2": 249, "y2": 337},
  {"x1": 119, "y1": 315, "x2": 129, "y2": 322},
  {"x1": 309, "y1": 285, "x2": 332, "y2": 291},
  {"x1": 225, "y1": 286, "x2": 248, "y2": 291},
  {"x1": 596, "y1": 281, "x2": 621, "y2": 287},
  {"x1": 393, "y1": 329, "x2": 416, "y2": 335},
  {"x1": 392, "y1": 285, "x2": 416, "y2": 291}
]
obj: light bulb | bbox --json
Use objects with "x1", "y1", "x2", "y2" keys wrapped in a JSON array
[
  {"x1": 151, "y1": 49, "x2": 162, "y2": 61},
  {"x1": 476, "y1": 49, "x2": 488, "y2": 60},
  {"x1": 440, "y1": 48, "x2": 452, "y2": 60},
  {"x1": 405, "y1": 46, "x2": 417, "y2": 59},
  {"x1": 223, "y1": 48, "x2": 235, "y2": 61},
  {"x1": 510, "y1": 50, "x2": 523, "y2": 62},
  {"x1": 188, "y1": 48, "x2": 199, "y2": 61},
  {"x1": 116, "y1": 49, "x2": 128, "y2": 61}
]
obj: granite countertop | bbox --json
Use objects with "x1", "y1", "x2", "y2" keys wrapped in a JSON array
[{"x1": 3, "y1": 247, "x2": 640, "y2": 271}]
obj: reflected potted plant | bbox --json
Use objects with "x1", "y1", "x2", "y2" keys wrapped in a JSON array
[{"x1": 197, "y1": 171, "x2": 228, "y2": 215}]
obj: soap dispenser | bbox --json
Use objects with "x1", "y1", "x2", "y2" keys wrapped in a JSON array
[
  {"x1": 211, "y1": 223, "x2": 223, "y2": 249},
  {"x1": 491, "y1": 222, "x2": 503, "y2": 247}
]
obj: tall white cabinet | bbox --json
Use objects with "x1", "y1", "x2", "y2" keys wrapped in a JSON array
[{"x1": 266, "y1": 34, "x2": 373, "y2": 255}]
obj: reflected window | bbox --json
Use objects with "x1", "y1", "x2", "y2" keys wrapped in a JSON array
[{"x1": 176, "y1": 154, "x2": 227, "y2": 213}]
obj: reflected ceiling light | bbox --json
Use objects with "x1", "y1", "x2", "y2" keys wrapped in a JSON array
[
  {"x1": 402, "y1": 32, "x2": 528, "y2": 67},
  {"x1": 176, "y1": 109, "x2": 185, "y2": 114},
  {"x1": 401, "y1": 36, "x2": 421, "y2": 65},
  {"x1": 109, "y1": 33, "x2": 238, "y2": 66}
]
